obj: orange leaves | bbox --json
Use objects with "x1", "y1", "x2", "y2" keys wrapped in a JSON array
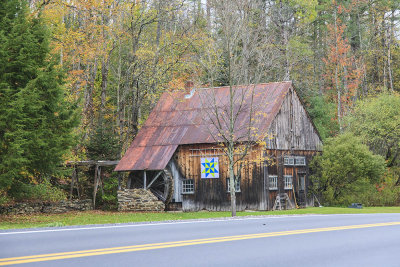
[{"x1": 323, "y1": 0, "x2": 364, "y2": 121}]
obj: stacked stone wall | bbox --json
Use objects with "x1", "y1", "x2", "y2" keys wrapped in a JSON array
[
  {"x1": 118, "y1": 189, "x2": 165, "y2": 211},
  {"x1": 0, "y1": 200, "x2": 93, "y2": 215}
]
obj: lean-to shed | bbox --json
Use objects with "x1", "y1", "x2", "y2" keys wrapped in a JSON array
[{"x1": 115, "y1": 82, "x2": 322, "y2": 211}]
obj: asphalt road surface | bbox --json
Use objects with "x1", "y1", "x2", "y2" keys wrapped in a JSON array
[{"x1": 1, "y1": 213, "x2": 400, "y2": 267}]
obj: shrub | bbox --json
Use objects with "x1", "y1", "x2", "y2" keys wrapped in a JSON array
[
  {"x1": 95, "y1": 171, "x2": 119, "y2": 210},
  {"x1": 367, "y1": 168, "x2": 400, "y2": 206},
  {"x1": 8, "y1": 180, "x2": 67, "y2": 202},
  {"x1": 311, "y1": 133, "x2": 386, "y2": 206},
  {"x1": 0, "y1": 191, "x2": 10, "y2": 205}
]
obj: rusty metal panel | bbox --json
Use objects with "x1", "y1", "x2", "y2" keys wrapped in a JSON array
[
  {"x1": 115, "y1": 145, "x2": 178, "y2": 171},
  {"x1": 115, "y1": 82, "x2": 293, "y2": 171}
]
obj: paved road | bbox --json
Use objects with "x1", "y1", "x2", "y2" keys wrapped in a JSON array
[{"x1": 1, "y1": 213, "x2": 400, "y2": 266}]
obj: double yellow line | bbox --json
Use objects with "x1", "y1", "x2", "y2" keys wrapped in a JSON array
[{"x1": 1, "y1": 221, "x2": 400, "y2": 266}]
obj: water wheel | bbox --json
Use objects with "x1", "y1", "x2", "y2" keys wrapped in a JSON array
[
  {"x1": 128, "y1": 168, "x2": 173, "y2": 205},
  {"x1": 148, "y1": 169, "x2": 173, "y2": 205}
]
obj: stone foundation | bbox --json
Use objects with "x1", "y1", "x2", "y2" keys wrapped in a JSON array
[
  {"x1": 118, "y1": 189, "x2": 165, "y2": 211},
  {"x1": 0, "y1": 199, "x2": 93, "y2": 215}
]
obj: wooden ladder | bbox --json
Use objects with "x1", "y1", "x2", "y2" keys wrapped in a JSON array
[{"x1": 273, "y1": 193, "x2": 294, "y2": 210}]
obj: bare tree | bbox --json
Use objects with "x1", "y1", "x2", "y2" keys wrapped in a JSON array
[{"x1": 196, "y1": 0, "x2": 275, "y2": 216}]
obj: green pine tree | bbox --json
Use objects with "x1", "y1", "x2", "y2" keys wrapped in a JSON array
[{"x1": 0, "y1": 0, "x2": 78, "y2": 198}]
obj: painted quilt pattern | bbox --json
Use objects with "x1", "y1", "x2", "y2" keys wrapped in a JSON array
[{"x1": 201, "y1": 157, "x2": 219, "y2": 178}]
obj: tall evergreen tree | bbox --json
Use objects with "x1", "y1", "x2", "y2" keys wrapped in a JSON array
[{"x1": 0, "y1": 0, "x2": 78, "y2": 196}]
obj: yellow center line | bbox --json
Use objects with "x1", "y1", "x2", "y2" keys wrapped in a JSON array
[{"x1": 1, "y1": 221, "x2": 399, "y2": 266}]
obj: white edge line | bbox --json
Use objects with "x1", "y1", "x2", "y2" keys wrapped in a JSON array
[
  {"x1": 0, "y1": 217, "x2": 272, "y2": 235},
  {"x1": 0, "y1": 213, "x2": 381, "y2": 235}
]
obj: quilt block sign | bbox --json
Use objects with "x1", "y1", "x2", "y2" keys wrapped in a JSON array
[{"x1": 201, "y1": 157, "x2": 219, "y2": 178}]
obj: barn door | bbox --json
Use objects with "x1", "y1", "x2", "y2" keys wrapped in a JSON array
[{"x1": 297, "y1": 173, "x2": 306, "y2": 206}]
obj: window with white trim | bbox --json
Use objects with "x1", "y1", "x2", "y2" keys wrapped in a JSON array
[
  {"x1": 284, "y1": 175, "x2": 293, "y2": 189},
  {"x1": 182, "y1": 179, "x2": 194, "y2": 194},
  {"x1": 268, "y1": 175, "x2": 278, "y2": 190},
  {"x1": 284, "y1": 157, "x2": 294, "y2": 165},
  {"x1": 227, "y1": 178, "x2": 241, "y2": 192},
  {"x1": 295, "y1": 156, "x2": 306, "y2": 166}
]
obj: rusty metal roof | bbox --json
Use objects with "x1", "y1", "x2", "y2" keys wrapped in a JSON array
[{"x1": 115, "y1": 82, "x2": 292, "y2": 171}]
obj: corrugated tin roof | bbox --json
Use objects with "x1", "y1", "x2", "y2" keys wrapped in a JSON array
[{"x1": 115, "y1": 82, "x2": 292, "y2": 171}]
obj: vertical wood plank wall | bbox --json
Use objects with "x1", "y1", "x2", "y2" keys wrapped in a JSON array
[
  {"x1": 266, "y1": 87, "x2": 322, "y2": 151},
  {"x1": 266, "y1": 150, "x2": 316, "y2": 209},
  {"x1": 174, "y1": 144, "x2": 318, "y2": 211}
]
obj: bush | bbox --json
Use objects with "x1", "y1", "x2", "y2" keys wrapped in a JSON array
[
  {"x1": 8, "y1": 180, "x2": 67, "y2": 202},
  {"x1": 0, "y1": 191, "x2": 10, "y2": 205},
  {"x1": 367, "y1": 168, "x2": 400, "y2": 206},
  {"x1": 311, "y1": 133, "x2": 386, "y2": 206},
  {"x1": 95, "y1": 171, "x2": 119, "y2": 210}
]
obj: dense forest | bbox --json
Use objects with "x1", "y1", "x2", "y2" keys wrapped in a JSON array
[{"x1": 1, "y1": 0, "x2": 400, "y2": 207}]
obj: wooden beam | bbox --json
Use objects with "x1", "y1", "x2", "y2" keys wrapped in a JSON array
[
  {"x1": 69, "y1": 167, "x2": 76, "y2": 200},
  {"x1": 118, "y1": 173, "x2": 122, "y2": 190},
  {"x1": 96, "y1": 161, "x2": 120, "y2": 166},
  {"x1": 146, "y1": 171, "x2": 163, "y2": 189},
  {"x1": 127, "y1": 173, "x2": 132, "y2": 189},
  {"x1": 66, "y1": 160, "x2": 119, "y2": 167},
  {"x1": 99, "y1": 166, "x2": 104, "y2": 196},
  {"x1": 143, "y1": 170, "x2": 147, "y2": 189},
  {"x1": 76, "y1": 167, "x2": 80, "y2": 199},
  {"x1": 93, "y1": 165, "x2": 99, "y2": 208}
]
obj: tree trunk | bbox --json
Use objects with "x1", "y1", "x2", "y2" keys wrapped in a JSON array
[
  {"x1": 229, "y1": 153, "x2": 236, "y2": 217},
  {"x1": 206, "y1": 0, "x2": 211, "y2": 30}
]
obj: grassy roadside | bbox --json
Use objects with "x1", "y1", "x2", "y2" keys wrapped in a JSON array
[{"x1": 1, "y1": 207, "x2": 400, "y2": 230}]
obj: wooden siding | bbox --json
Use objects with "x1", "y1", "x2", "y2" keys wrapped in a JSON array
[
  {"x1": 265, "y1": 150, "x2": 316, "y2": 209},
  {"x1": 172, "y1": 144, "x2": 318, "y2": 211},
  {"x1": 267, "y1": 87, "x2": 322, "y2": 151},
  {"x1": 174, "y1": 144, "x2": 267, "y2": 211}
]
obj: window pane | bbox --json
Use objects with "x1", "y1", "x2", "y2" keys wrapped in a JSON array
[
  {"x1": 268, "y1": 175, "x2": 278, "y2": 190},
  {"x1": 227, "y1": 178, "x2": 240, "y2": 192},
  {"x1": 295, "y1": 156, "x2": 306, "y2": 166},
  {"x1": 284, "y1": 175, "x2": 293, "y2": 189},
  {"x1": 300, "y1": 175, "x2": 305, "y2": 191},
  {"x1": 182, "y1": 179, "x2": 194, "y2": 194},
  {"x1": 284, "y1": 157, "x2": 294, "y2": 165}
]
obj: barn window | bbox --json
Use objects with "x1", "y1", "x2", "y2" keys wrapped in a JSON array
[
  {"x1": 284, "y1": 157, "x2": 294, "y2": 165},
  {"x1": 299, "y1": 175, "x2": 306, "y2": 191},
  {"x1": 182, "y1": 179, "x2": 194, "y2": 194},
  {"x1": 268, "y1": 175, "x2": 278, "y2": 190},
  {"x1": 284, "y1": 175, "x2": 293, "y2": 189},
  {"x1": 295, "y1": 156, "x2": 306, "y2": 166},
  {"x1": 226, "y1": 178, "x2": 241, "y2": 192}
]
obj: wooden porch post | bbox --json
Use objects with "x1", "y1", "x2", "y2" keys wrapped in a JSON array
[
  {"x1": 69, "y1": 165, "x2": 76, "y2": 200},
  {"x1": 118, "y1": 173, "x2": 122, "y2": 190},
  {"x1": 143, "y1": 170, "x2": 147, "y2": 189},
  {"x1": 76, "y1": 167, "x2": 80, "y2": 199},
  {"x1": 69, "y1": 166, "x2": 80, "y2": 200},
  {"x1": 93, "y1": 164, "x2": 99, "y2": 208}
]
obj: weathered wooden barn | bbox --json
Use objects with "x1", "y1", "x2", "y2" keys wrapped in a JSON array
[{"x1": 115, "y1": 82, "x2": 322, "y2": 211}]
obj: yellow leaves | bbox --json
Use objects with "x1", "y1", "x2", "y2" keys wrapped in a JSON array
[
  {"x1": 168, "y1": 76, "x2": 191, "y2": 92},
  {"x1": 289, "y1": 0, "x2": 318, "y2": 24}
]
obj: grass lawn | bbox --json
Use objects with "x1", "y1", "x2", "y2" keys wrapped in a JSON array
[{"x1": 1, "y1": 207, "x2": 400, "y2": 230}]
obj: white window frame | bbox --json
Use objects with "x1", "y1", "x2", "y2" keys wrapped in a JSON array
[
  {"x1": 284, "y1": 157, "x2": 295, "y2": 166},
  {"x1": 227, "y1": 178, "x2": 241, "y2": 192},
  {"x1": 268, "y1": 175, "x2": 278, "y2": 190},
  {"x1": 182, "y1": 179, "x2": 194, "y2": 194},
  {"x1": 284, "y1": 175, "x2": 293, "y2": 189},
  {"x1": 295, "y1": 156, "x2": 306, "y2": 166}
]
